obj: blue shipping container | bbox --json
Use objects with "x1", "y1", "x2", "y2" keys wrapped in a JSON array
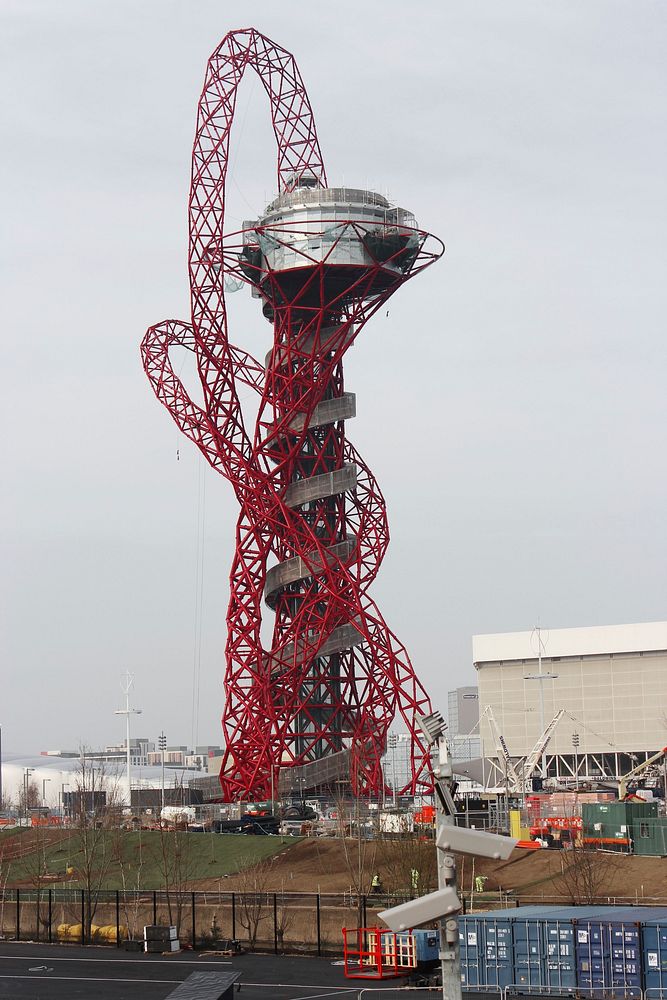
[
  {"x1": 459, "y1": 905, "x2": 667, "y2": 993},
  {"x1": 540, "y1": 907, "x2": 614, "y2": 991},
  {"x1": 636, "y1": 911, "x2": 667, "y2": 995},
  {"x1": 643, "y1": 919, "x2": 667, "y2": 994},
  {"x1": 411, "y1": 928, "x2": 439, "y2": 963},
  {"x1": 458, "y1": 912, "x2": 512, "y2": 987},
  {"x1": 572, "y1": 907, "x2": 667, "y2": 994},
  {"x1": 459, "y1": 907, "x2": 563, "y2": 989}
]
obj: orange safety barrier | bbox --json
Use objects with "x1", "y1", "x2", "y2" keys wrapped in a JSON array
[{"x1": 583, "y1": 836, "x2": 631, "y2": 846}]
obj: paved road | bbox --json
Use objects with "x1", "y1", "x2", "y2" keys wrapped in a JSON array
[{"x1": 0, "y1": 942, "x2": 430, "y2": 1000}]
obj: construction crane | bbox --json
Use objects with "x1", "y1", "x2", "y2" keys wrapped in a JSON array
[
  {"x1": 618, "y1": 746, "x2": 667, "y2": 799},
  {"x1": 485, "y1": 707, "x2": 523, "y2": 791},
  {"x1": 522, "y1": 709, "x2": 565, "y2": 789},
  {"x1": 483, "y1": 706, "x2": 564, "y2": 793}
]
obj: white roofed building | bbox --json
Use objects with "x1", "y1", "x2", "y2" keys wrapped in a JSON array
[{"x1": 473, "y1": 621, "x2": 667, "y2": 785}]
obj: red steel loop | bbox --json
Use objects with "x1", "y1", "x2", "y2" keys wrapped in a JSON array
[{"x1": 141, "y1": 28, "x2": 443, "y2": 800}]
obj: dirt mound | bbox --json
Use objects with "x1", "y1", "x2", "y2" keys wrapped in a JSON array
[
  {"x1": 473, "y1": 847, "x2": 667, "y2": 903},
  {"x1": 195, "y1": 839, "x2": 667, "y2": 903}
]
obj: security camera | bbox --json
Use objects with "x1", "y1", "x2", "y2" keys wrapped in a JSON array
[
  {"x1": 377, "y1": 886, "x2": 461, "y2": 932},
  {"x1": 436, "y1": 824, "x2": 516, "y2": 860}
]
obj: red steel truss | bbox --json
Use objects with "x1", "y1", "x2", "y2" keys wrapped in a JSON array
[{"x1": 141, "y1": 28, "x2": 444, "y2": 801}]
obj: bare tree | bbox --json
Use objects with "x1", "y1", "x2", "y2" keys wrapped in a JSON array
[
  {"x1": 334, "y1": 795, "x2": 377, "y2": 926},
  {"x1": 234, "y1": 856, "x2": 276, "y2": 950},
  {"x1": 151, "y1": 824, "x2": 196, "y2": 935},
  {"x1": 17, "y1": 781, "x2": 40, "y2": 817},
  {"x1": 24, "y1": 824, "x2": 53, "y2": 939},
  {"x1": 111, "y1": 826, "x2": 145, "y2": 941},
  {"x1": 275, "y1": 879, "x2": 295, "y2": 952},
  {"x1": 557, "y1": 842, "x2": 619, "y2": 904},
  {"x1": 0, "y1": 856, "x2": 12, "y2": 938},
  {"x1": 375, "y1": 826, "x2": 438, "y2": 900},
  {"x1": 69, "y1": 750, "x2": 122, "y2": 941}
]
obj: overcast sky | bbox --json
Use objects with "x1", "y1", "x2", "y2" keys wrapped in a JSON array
[{"x1": 1, "y1": 0, "x2": 665, "y2": 757}]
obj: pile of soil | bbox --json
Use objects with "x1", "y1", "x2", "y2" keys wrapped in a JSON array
[{"x1": 194, "y1": 838, "x2": 667, "y2": 903}]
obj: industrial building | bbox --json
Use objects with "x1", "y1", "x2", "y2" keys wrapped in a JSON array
[
  {"x1": 474, "y1": 621, "x2": 667, "y2": 784},
  {"x1": 447, "y1": 686, "x2": 482, "y2": 763}
]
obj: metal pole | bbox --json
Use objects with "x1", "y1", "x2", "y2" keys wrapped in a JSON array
[
  {"x1": 126, "y1": 702, "x2": 131, "y2": 803},
  {"x1": 159, "y1": 731, "x2": 166, "y2": 814},
  {"x1": 435, "y1": 734, "x2": 463, "y2": 1000},
  {"x1": 270, "y1": 764, "x2": 275, "y2": 817},
  {"x1": 114, "y1": 672, "x2": 142, "y2": 810},
  {"x1": 537, "y1": 627, "x2": 546, "y2": 779},
  {"x1": 23, "y1": 768, "x2": 34, "y2": 824},
  {"x1": 390, "y1": 735, "x2": 398, "y2": 806},
  {"x1": 525, "y1": 628, "x2": 558, "y2": 785}
]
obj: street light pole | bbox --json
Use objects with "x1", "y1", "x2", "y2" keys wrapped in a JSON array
[
  {"x1": 23, "y1": 767, "x2": 34, "y2": 823},
  {"x1": 524, "y1": 626, "x2": 558, "y2": 783},
  {"x1": 61, "y1": 782, "x2": 70, "y2": 820},
  {"x1": 159, "y1": 732, "x2": 166, "y2": 813},
  {"x1": 114, "y1": 672, "x2": 142, "y2": 809},
  {"x1": 389, "y1": 734, "x2": 398, "y2": 806},
  {"x1": 270, "y1": 763, "x2": 275, "y2": 816},
  {"x1": 420, "y1": 713, "x2": 462, "y2": 1000}
]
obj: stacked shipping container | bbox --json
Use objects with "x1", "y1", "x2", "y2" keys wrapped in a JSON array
[{"x1": 458, "y1": 906, "x2": 667, "y2": 993}]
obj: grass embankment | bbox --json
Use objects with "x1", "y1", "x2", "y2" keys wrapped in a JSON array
[{"x1": 0, "y1": 828, "x2": 299, "y2": 890}]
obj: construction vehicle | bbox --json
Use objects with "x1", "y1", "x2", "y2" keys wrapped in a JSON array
[{"x1": 618, "y1": 746, "x2": 667, "y2": 800}]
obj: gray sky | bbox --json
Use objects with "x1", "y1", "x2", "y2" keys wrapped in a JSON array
[{"x1": 2, "y1": 0, "x2": 666, "y2": 756}]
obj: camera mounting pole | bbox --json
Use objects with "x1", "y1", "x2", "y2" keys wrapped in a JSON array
[
  {"x1": 379, "y1": 710, "x2": 517, "y2": 999},
  {"x1": 421, "y1": 711, "x2": 463, "y2": 1000}
]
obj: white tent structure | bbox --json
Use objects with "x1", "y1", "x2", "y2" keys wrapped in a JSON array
[{"x1": 1, "y1": 754, "x2": 200, "y2": 813}]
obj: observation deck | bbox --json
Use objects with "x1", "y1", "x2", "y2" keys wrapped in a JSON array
[{"x1": 241, "y1": 186, "x2": 422, "y2": 316}]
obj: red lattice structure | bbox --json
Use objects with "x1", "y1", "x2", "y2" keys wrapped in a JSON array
[{"x1": 141, "y1": 28, "x2": 444, "y2": 801}]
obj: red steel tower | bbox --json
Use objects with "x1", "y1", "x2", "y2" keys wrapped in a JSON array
[{"x1": 141, "y1": 28, "x2": 444, "y2": 801}]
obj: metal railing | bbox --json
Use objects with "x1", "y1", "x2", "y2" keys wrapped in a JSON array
[
  {"x1": 0, "y1": 887, "x2": 395, "y2": 954},
  {"x1": 502, "y1": 988, "x2": 642, "y2": 1000}
]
